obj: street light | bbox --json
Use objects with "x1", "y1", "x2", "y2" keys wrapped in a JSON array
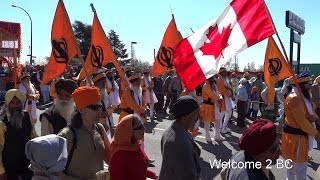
[
  {"x1": 12, "y1": 5, "x2": 33, "y2": 65},
  {"x1": 131, "y1": 41, "x2": 137, "y2": 67}
]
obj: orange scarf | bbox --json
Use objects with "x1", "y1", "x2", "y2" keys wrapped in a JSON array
[{"x1": 110, "y1": 115, "x2": 141, "y2": 159}]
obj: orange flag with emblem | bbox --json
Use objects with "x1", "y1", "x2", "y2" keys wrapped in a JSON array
[
  {"x1": 41, "y1": 0, "x2": 82, "y2": 85},
  {"x1": 152, "y1": 15, "x2": 182, "y2": 77},
  {"x1": 77, "y1": 8, "x2": 117, "y2": 80},
  {"x1": 264, "y1": 36, "x2": 292, "y2": 104}
]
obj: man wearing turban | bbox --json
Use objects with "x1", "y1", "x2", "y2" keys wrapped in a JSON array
[
  {"x1": 200, "y1": 76, "x2": 224, "y2": 142},
  {"x1": 105, "y1": 68, "x2": 120, "y2": 128},
  {"x1": 141, "y1": 69, "x2": 158, "y2": 121},
  {"x1": 216, "y1": 67, "x2": 235, "y2": 134},
  {"x1": 40, "y1": 79, "x2": 78, "y2": 135},
  {"x1": 92, "y1": 71, "x2": 113, "y2": 140},
  {"x1": 1, "y1": 89, "x2": 34, "y2": 179},
  {"x1": 16, "y1": 73, "x2": 40, "y2": 125},
  {"x1": 58, "y1": 86, "x2": 111, "y2": 179},
  {"x1": 221, "y1": 119, "x2": 280, "y2": 180},
  {"x1": 281, "y1": 73, "x2": 320, "y2": 180},
  {"x1": 118, "y1": 74, "x2": 147, "y2": 122}
]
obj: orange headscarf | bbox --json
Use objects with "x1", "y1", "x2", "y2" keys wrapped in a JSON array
[{"x1": 110, "y1": 114, "x2": 142, "y2": 158}]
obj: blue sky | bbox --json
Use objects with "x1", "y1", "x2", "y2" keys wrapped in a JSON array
[{"x1": 1, "y1": 0, "x2": 319, "y2": 70}]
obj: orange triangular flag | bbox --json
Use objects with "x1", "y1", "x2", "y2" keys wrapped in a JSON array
[
  {"x1": 264, "y1": 36, "x2": 292, "y2": 104},
  {"x1": 42, "y1": 0, "x2": 82, "y2": 85},
  {"x1": 152, "y1": 15, "x2": 182, "y2": 77},
  {"x1": 77, "y1": 11, "x2": 117, "y2": 80}
]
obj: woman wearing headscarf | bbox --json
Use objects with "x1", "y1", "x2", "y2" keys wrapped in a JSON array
[
  {"x1": 25, "y1": 134, "x2": 67, "y2": 180},
  {"x1": 109, "y1": 114, "x2": 157, "y2": 180}
]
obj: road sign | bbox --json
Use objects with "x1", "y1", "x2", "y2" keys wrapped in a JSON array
[
  {"x1": 286, "y1": 11, "x2": 305, "y2": 34},
  {"x1": 0, "y1": 48, "x2": 19, "y2": 57},
  {"x1": 293, "y1": 64, "x2": 320, "y2": 76}
]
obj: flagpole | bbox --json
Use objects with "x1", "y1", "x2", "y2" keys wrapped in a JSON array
[{"x1": 264, "y1": 2, "x2": 311, "y2": 121}]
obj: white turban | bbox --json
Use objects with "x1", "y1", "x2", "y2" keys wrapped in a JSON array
[
  {"x1": 25, "y1": 135, "x2": 68, "y2": 179},
  {"x1": 5, "y1": 89, "x2": 26, "y2": 105}
]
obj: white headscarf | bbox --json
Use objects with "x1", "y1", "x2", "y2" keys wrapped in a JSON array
[{"x1": 25, "y1": 135, "x2": 68, "y2": 179}]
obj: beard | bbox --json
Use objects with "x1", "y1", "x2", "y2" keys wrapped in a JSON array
[
  {"x1": 8, "y1": 108, "x2": 23, "y2": 129},
  {"x1": 55, "y1": 99, "x2": 75, "y2": 123},
  {"x1": 132, "y1": 85, "x2": 142, "y2": 97}
]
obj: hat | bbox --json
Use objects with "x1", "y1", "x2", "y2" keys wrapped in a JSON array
[
  {"x1": 25, "y1": 134, "x2": 67, "y2": 178},
  {"x1": 128, "y1": 74, "x2": 140, "y2": 83},
  {"x1": 72, "y1": 86, "x2": 101, "y2": 110},
  {"x1": 290, "y1": 72, "x2": 311, "y2": 84},
  {"x1": 170, "y1": 95, "x2": 199, "y2": 118},
  {"x1": 19, "y1": 73, "x2": 31, "y2": 81},
  {"x1": 92, "y1": 72, "x2": 106, "y2": 84},
  {"x1": 5, "y1": 89, "x2": 26, "y2": 105},
  {"x1": 239, "y1": 119, "x2": 276, "y2": 155},
  {"x1": 55, "y1": 79, "x2": 78, "y2": 95}
]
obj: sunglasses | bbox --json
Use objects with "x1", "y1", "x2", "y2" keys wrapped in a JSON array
[{"x1": 86, "y1": 104, "x2": 102, "y2": 111}]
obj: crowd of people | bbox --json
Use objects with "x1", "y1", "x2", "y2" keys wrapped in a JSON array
[{"x1": 0, "y1": 63, "x2": 319, "y2": 180}]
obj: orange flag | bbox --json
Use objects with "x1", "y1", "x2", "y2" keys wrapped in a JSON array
[
  {"x1": 77, "y1": 9, "x2": 117, "y2": 80},
  {"x1": 152, "y1": 15, "x2": 182, "y2": 77},
  {"x1": 264, "y1": 36, "x2": 292, "y2": 104},
  {"x1": 41, "y1": 0, "x2": 82, "y2": 85}
]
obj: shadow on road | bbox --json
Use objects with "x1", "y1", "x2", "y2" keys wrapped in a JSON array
[
  {"x1": 195, "y1": 140, "x2": 233, "y2": 180},
  {"x1": 144, "y1": 121, "x2": 158, "y2": 134}
]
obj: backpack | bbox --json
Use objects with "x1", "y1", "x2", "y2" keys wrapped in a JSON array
[{"x1": 63, "y1": 123, "x2": 104, "y2": 174}]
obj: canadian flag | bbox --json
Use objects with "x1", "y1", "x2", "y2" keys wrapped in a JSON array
[{"x1": 174, "y1": 0, "x2": 275, "y2": 90}]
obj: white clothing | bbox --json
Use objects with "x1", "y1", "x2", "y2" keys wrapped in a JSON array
[
  {"x1": 18, "y1": 83, "x2": 37, "y2": 122},
  {"x1": 286, "y1": 161, "x2": 307, "y2": 180},
  {"x1": 143, "y1": 77, "x2": 158, "y2": 104},
  {"x1": 106, "y1": 78, "x2": 121, "y2": 106}
]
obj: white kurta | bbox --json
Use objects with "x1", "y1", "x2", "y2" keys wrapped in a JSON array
[
  {"x1": 223, "y1": 78, "x2": 233, "y2": 111},
  {"x1": 143, "y1": 77, "x2": 158, "y2": 104},
  {"x1": 106, "y1": 78, "x2": 121, "y2": 106},
  {"x1": 18, "y1": 83, "x2": 37, "y2": 122}
]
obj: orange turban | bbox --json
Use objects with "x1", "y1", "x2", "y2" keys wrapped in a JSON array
[{"x1": 72, "y1": 86, "x2": 101, "y2": 110}]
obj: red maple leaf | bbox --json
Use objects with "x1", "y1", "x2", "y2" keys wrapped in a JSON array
[{"x1": 200, "y1": 24, "x2": 232, "y2": 59}]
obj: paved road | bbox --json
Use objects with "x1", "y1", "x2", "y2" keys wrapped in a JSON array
[{"x1": 35, "y1": 108, "x2": 320, "y2": 180}]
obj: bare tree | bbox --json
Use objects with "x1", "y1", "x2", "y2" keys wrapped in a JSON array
[{"x1": 243, "y1": 62, "x2": 257, "y2": 72}]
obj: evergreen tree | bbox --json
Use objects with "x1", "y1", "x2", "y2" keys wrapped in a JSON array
[{"x1": 108, "y1": 29, "x2": 128, "y2": 59}]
